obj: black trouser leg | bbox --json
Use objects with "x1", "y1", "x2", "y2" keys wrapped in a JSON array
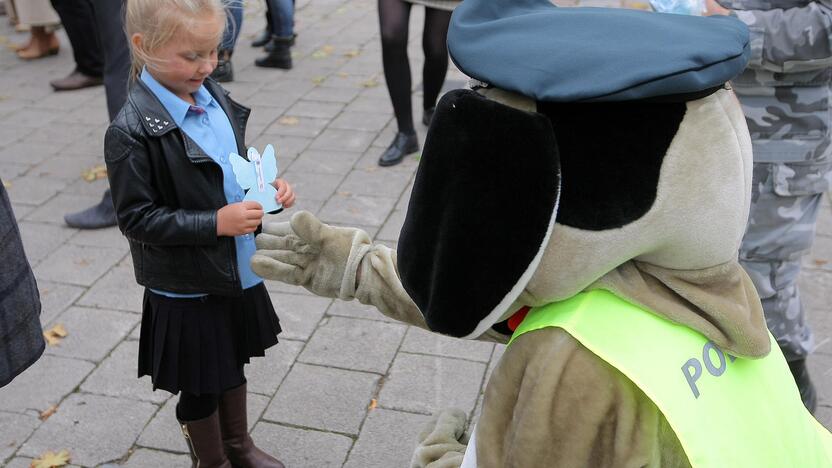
[
  {"x1": 378, "y1": 0, "x2": 415, "y2": 135},
  {"x1": 90, "y1": 0, "x2": 130, "y2": 122},
  {"x1": 50, "y1": 0, "x2": 103, "y2": 77},
  {"x1": 422, "y1": 7, "x2": 452, "y2": 112}
]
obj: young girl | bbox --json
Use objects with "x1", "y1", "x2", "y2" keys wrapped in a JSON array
[{"x1": 105, "y1": 1, "x2": 294, "y2": 466}]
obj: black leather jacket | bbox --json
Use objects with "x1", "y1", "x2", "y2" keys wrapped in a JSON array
[{"x1": 105, "y1": 77, "x2": 252, "y2": 296}]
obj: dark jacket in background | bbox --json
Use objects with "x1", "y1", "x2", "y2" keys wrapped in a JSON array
[{"x1": 0, "y1": 180, "x2": 44, "y2": 388}]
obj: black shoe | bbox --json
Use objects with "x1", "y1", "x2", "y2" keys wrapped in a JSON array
[
  {"x1": 788, "y1": 359, "x2": 818, "y2": 414},
  {"x1": 211, "y1": 50, "x2": 234, "y2": 83},
  {"x1": 256, "y1": 36, "x2": 293, "y2": 70},
  {"x1": 378, "y1": 131, "x2": 418, "y2": 167},
  {"x1": 251, "y1": 28, "x2": 272, "y2": 48},
  {"x1": 64, "y1": 189, "x2": 117, "y2": 229},
  {"x1": 264, "y1": 33, "x2": 297, "y2": 52},
  {"x1": 422, "y1": 107, "x2": 435, "y2": 126}
]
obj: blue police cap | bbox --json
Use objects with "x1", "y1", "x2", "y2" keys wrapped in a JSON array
[{"x1": 448, "y1": 0, "x2": 750, "y2": 102}]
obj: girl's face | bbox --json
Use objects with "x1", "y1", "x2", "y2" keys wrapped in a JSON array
[{"x1": 133, "y1": 13, "x2": 224, "y2": 103}]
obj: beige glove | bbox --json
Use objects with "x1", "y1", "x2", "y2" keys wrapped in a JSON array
[
  {"x1": 411, "y1": 409, "x2": 470, "y2": 468},
  {"x1": 251, "y1": 211, "x2": 371, "y2": 299}
]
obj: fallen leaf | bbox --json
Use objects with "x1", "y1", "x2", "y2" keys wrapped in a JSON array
[
  {"x1": 278, "y1": 116, "x2": 300, "y2": 126},
  {"x1": 813, "y1": 259, "x2": 829, "y2": 267},
  {"x1": 74, "y1": 258, "x2": 90, "y2": 267},
  {"x1": 311, "y1": 76, "x2": 326, "y2": 85},
  {"x1": 343, "y1": 50, "x2": 360, "y2": 58},
  {"x1": 361, "y1": 78, "x2": 379, "y2": 88},
  {"x1": 30, "y1": 449, "x2": 71, "y2": 468},
  {"x1": 311, "y1": 45, "x2": 334, "y2": 59},
  {"x1": 39, "y1": 405, "x2": 58, "y2": 421},
  {"x1": 81, "y1": 165, "x2": 107, "y2": 182},
  {"x1": 43, "y1": 324, "x2": 68, "y2": 347},
  {"x1": 368, "y1": 399, "x2": 378, "y2": 410},
  {"x1": 336, "y1": 72, "x2": 349, "y2": 78},
  {"x1": 2, "y1": 180, "x2": 10, "y2": 188}
]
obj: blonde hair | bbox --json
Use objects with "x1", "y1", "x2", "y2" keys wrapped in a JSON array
[{"x1": 125, "y1": 0, "x2": 232, "y2": 80}]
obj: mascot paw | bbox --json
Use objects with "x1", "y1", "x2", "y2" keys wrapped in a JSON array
[
  {"x1": 411, "y1": 408, "x2": 469, "y2": 468},
  {"x1": 251, "y1": 211, "x2": 371, "y2": 299}
]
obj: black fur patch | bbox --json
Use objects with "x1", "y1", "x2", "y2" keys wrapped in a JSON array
[
  {"x1": 537, "y1": 100, "x2": 686, "y2": 230},
  {"x1": 398, "y1": 90, "x2": 561, "y2": 338}
]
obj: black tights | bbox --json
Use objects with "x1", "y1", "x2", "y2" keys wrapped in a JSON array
[
  {"x1": 378, "y1": 0, "x2": 452, "y2": 134},
  {"x1": 176, "y1": 380, "x2": 245, "y2": 422}
]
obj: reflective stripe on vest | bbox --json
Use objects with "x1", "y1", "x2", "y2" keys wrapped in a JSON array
[{"x1": 508, "y1": 289, "x2": 832, "y2": 468}]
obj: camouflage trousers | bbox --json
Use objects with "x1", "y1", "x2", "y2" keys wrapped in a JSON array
[{"x1": 739, "y1": 162, "x2": 830, "y2": 362}]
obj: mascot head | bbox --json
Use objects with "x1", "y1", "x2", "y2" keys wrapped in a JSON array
[{"x1": 398, "y1": 0, "x2": 767, "y2": 356}]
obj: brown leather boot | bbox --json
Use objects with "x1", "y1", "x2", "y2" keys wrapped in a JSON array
[
  {"x1": 179, "y1": 410, "x2": 233, "y2": 468},
  {"x1": 218, "y1": 383, "x2": 285, "y2": 468}
]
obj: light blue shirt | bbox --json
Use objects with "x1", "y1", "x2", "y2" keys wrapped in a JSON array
[{"x1": 140, "y1": 69, "x2": 263, "y2": 298}]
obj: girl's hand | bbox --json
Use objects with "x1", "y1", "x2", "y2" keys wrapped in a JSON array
[
  {"x1": 217, "y1": 201, "x2": 264, "y2": 236},
  {"x1": 273, "y1": 178, "x2": 296, "y2": 209}
]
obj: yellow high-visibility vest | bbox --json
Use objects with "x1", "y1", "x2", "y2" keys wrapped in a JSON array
[{"x1": 509, "y1": 289, "x2": 832, "y2": 468}]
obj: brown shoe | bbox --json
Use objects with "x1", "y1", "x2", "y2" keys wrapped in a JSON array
[
  {"x1": 50, "y1": 70, "x2": 104, "y2": 91},
  {"x1": 218, "y1": 383, "x2": 285, "y2": 468},
  {"x1": 16, "y1": 27, "x2": 59, "y2": 60},
  {"x1": 179, "y1": 410, "x2": 234, "y2": 468}
]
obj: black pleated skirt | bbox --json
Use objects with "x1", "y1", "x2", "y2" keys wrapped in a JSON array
[{"x1": 138, "y1": 282, "x2": 281, "y2": 396}]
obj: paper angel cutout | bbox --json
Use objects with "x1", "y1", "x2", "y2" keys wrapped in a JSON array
[{"x1": 229, "y1": 144, "x2": 283, "y2": 214}]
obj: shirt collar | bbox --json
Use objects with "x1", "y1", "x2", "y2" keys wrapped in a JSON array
[{"x1": 140, "y1": 67, "x2": 216, "y2": 126}]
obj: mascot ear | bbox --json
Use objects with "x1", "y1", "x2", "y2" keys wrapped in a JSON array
[{"x1": 398, "y1": 89, "x2": 560, "y2": 339}]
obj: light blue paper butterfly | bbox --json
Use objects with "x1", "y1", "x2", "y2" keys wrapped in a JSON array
[{"x1": 229, "y1": 144, "x2": 282, "y2": 213}]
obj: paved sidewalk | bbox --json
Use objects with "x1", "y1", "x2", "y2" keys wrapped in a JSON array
[{"x1": 1, "y1": 1, "x2": 831, "y2": 467}]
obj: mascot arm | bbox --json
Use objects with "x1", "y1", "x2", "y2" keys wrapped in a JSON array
[{"x1": 251, "y1": 211, "x2": 428, "y2": 328}]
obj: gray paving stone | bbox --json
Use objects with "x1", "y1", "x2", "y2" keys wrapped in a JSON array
[
  {"x1": 377, "y1": 209, "x2": 406, "y2": 241},
  {"x1": 309, "y1": 128, "x2": 375, "y2": 153},
  {"x1": 0, "y1": 355, "x2": 93, "y2": 412},
  {"x1": 299, "y1": 316, "x2": 406, "y2": 373},
  {"x1": 329, "y1": 111, "x2": 392, "y2": 133},
  {"x1": 44, "y1": 307, "x2": 138, "y2": 362},
  {"x1": 21, "y1": 193, "x2": 101, "y2": 225},
  {"x1": 123, "y1": 448, "x2": 191, "y2": 468},
  {"x1": 338, "y1": 168, "x2": 412, "y2": 198},
  {"x1": 343, "y1": 408, "x2": 430, "y2": 468},
  {"x1": 0, "y1": 161, "x2": 29, "y2": 179},
  {"x1": 26, "y1": 154, "x2": 102, "y2": 181},
  {"x1": 379, "y1": 353, "x2": 486, "y2": 415},
  {"x1": 2, "y1": 457, "x2": 34, "y2": 468},
  {"x1": 264, "y1": 363, "x2": 379, "y2": 434},
  {"x1": 5, "y1": 175, "x2": 65, "y2": 206},
  {"x1": 401, "y1": 327, "x2": 495, "y2": 363},
  {"x1": 326, "y1": 298, "x2": 397, "y2": 323},
  {"x1": 61, "y1": 176, "x2": 109, "y2": 197},
  {"x1": 288, "y1": 148, "x2": 362, "y2": 174},
  {"x1": 801, "y1": 269, "x2": 832, "y2": 352},
  {"x1": 251, "y1": 422, "x2": 352, "y2": 468},
  {"x1": 68, "y1": 226, "x2": 127, "y2": 249},
  {"x1": 0, "y1": 142, "x2": 59, "y2": 166},
  {"x1": 37, "y1": 281, "x2": 86, "y2": 326},
  {"x1": 280, "y1": 169, "x2": 344, "y2": 201},
  {"x1": 135, "y1": 398, "x2": 188, "y2": 453},
  {"x1": 33, "y1": 243, "x2": 126, "y2": 287},
  {"x1": 808, "y1": 358, "x2": 832, "y2": 417},
  {"x1": 76, "y1": 263, "x2": 143, "y2": 313},
  {"x1": 80, "y1": 340, "x2": 169, "y2": 404},
  {"x1": 269, "y1": 292, "x2": 332, "y2": 341},
  {"x1": 318, "y1": 192, "x2": 398, "y2": 226},
  {"x1": 804, "y1": 234, "x2": 832, "y2": 273},
  {"x1": 10, "y1": 202, "x2": 34, "y2": 221},
  {"x1": 0, "y1": 412, "x2": 40, "y2": 463},
  {"x1": 246, "y1": 339, "x2": 305, "y2": 396},
  {"x1": 17, "y1": 221, "x2": 76, "y2": 265},
  {"x1": 356, "y1": 144, "x2": 421, "y2": 173},
  {"x1": 286, "y1": 100, "x2": 346, "y2": 119},
  {"x1": 247, "y1": 105, "x2": 286, "y2": 129},
  {"x1": 343, "y1": 95, "x2": 392, "y2": 114},
  {"x1": 262, "y1": 115, "x2": 330, "y2": 138},
  {"x1": 1, "y1": 109, "x2": 62, "y2": 130},
  {"x1": 19, "y1": 393, "x2": 156, "y2": 467}
]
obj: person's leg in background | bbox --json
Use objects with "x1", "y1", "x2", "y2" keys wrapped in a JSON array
[
  {"x1": 49, "y1": 0, "x2": 104, "y2": 90},
  {"x1": 251, "y1": 1, "x2": 273, "y2": 48},
  {"x1": 739, "y1": 162, "x2": 827, "y2": 413},
  {"x1": 420, "y1": 6, "x2": 451, "y2": 127},
  {"x1": 255, "y1": 0, "x2": 294, "y2": 69},
  {"x1": 212, "y1": 0, "x2": 243, "y2": 83},
  {"x1": 12, "y1": 0, "x2": 60, "y2": 60},
  {"x1": 376, "y1": 0, "x2": 418, "y2": 167},
  {"x1": 64, "y1": 0, "x2": 129, "y2": 229}
]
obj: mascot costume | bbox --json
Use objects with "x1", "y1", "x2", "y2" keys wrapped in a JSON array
[{"x1": 252, "y1": 0, "x2": 832, "y2": 466}]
